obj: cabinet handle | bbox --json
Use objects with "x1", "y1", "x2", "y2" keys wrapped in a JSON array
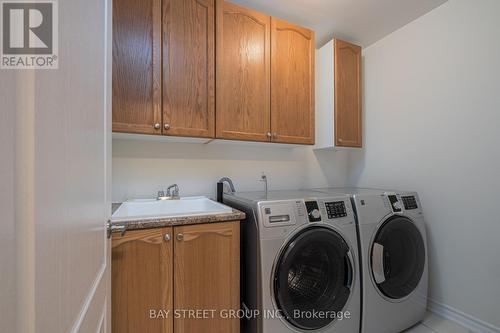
[
  {"x1": 154, "y1": 123, "x2": 161, "y2": 130},
  {"x1": 164, "y1": 233, "x2": 171, "y2": 242},
  {"x1": 164, "y1": 123, "x2": 170, "y2": 130},
  {"x1": 176, "y1": 233, "x2": 184, "y2": 241}
]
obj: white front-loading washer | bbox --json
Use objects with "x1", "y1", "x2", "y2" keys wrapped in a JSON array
[
  {"x1": 223, "y1": 190, "x2": 361, "y2": 333},
  {"x1": 312, "y1": 188, "x2": 428, "y2": 333}
]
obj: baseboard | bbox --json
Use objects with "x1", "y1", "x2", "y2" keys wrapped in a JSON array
[{"x1": 427, "y1": 298, "x2": 500, "y2": 333}]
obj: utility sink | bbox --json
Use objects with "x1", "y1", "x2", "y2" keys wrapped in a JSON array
[{"x1": 112, "y1": 196, "x2": 233, "y2": 221}]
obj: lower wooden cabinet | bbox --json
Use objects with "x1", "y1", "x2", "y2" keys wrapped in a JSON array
[{"x1": 112, "y1": 222, "x2": 240, "y2": 333}]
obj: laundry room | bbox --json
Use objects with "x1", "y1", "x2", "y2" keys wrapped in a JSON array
[{"x1": 2, "y1": 0, "x2": 500, "y2": 332}]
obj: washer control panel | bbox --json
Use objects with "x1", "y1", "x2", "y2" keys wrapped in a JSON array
[
  {"x1": 324, "y1": 201, "x2": 347, "y2": 219},
  {"x1": 303, "y1": 198, "x2": 353, "y2": 224}
]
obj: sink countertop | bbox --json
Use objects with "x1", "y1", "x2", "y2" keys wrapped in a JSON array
[{"x1": 110, "y1": 201, "x2": 245, "y2": 231}]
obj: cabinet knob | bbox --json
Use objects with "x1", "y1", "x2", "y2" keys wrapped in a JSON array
[
  {"x1": 154, "y1": 123, "x2": 161, "y2": 130},
  {"x1": 164, "y1": 123, "x2": 170, "y2": 130},
  {"x1": 176, "y1": 233, "x2": 184, "y2": 241},
  {"x1": 272, "y1": 132, "x2": 277, "y2": 139},
  {"x1": 266, "y1": 132, "x2": 272, "y2": 138},
  {"x1": 338, "y1": 138, "x2": 343, "y2": 143},
  {"x1": 164, "y1": 233, "x2": 171, "y2": 242}
]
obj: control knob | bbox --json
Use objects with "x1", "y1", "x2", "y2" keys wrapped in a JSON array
[
  {"x1": 310, "y1": 209, "x2": 321, "y2": 220},
  {"x1": 392, "y1": 201, "x2": 402, "y2": 211}
]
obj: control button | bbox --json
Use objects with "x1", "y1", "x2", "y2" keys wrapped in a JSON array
[
  {"x1": 324, "y1": 201, "x2": 347, "y2": 219},
  {"x1": 392, "y1": 201, "x2": 402, "y2": 211},
  {"x1": 402, "y1": 196, "x2": 418, "y2": 210}
]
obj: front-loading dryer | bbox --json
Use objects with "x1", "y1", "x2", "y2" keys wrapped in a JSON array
[
  {"x1": 223, "y1": 190, "x2": 361, "y2": 333},
  {"x1": 312, "y1": 188, "x2": 428, "y2": 333}
]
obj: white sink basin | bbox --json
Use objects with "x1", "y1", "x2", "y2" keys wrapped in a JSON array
[{"x1": 112, "y1": 196, "x2": 233, "y2": 221}]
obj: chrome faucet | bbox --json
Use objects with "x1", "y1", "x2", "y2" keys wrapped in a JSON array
[
  {"x1": 167, "y1": 184, "x2": 179, "y2": 198},
  {"x1": 157, "y1": 184, "x2": 180, "y2": 200}
]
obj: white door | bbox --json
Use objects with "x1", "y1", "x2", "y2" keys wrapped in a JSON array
[{"x1": 0, "y1": 0, "x2": 112, "y2": 332}]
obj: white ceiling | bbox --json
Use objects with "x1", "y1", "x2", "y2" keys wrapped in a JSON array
[{"x1": 229, "y1": 0, "x2": 448, "y2": 47}]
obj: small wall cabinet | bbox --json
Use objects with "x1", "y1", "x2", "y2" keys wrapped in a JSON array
[
  {"x1": 316, "y1": 38, "x2": 362, "y2": 149},
  {"x1": 112, "y1": 222, "x2": 240, "y2": 333}
]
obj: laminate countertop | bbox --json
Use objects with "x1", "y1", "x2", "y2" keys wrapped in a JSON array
[{"x1": 110, "y1": 202, "x2": 245, "y2": 231}]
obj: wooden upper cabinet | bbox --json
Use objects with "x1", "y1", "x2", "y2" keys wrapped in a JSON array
[
  {"x1": 335, "y1": 39, "x2": 362, "y2": 147},
  {"x1": 112, "y1": 227, "x2": 173, "y2": 333},
  {"x1": 174, "y1": 222, "x2": 240, "y2": 333},
  {"x1": 112, "y1": 0, "x2": 162, "y2": 134},
  {"x1": 216, "y1": 0, "x2": 271, "y2": 142},
  {"x1": 271, "y1": 18, "x2": 315, "y2": 144},
  {"x1": 113, "y1": 0, "x2": 317, "y2": 144},
  {"x1": 163, "y1": 0, "x2": 215, "y2": 138}
]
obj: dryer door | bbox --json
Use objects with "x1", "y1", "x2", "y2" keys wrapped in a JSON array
[
  {"x1": 371, "y1": 216, "x2": 425, "y2": 300},
  {"x1": 273, "y1": 226, "x2": 353, "y2": 331}
]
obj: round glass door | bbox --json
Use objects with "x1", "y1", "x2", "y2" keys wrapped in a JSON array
[
  {"x1": 273, "y1": 226, "x2": 353, "y2": 330},
  {"x1": 371, "y1": 216, "x2": 425, "y2": 300}
]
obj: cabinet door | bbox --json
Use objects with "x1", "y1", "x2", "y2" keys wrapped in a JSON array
[
  {"x1": 334, "y1": 39, "x2": 362, "y2": 147},
  {"x1": 112, "y1": 228, "x2": 173, "y2": 333},
  {"x1": 112, "y1": 0, "x2": 162, "y2": 134},
  {"x1": 174, "y1": 222, "x2": 240, "y2": 333},
  {"x1": 271, "y1": 18, "x2": 315, "y2": 144},
  {"x1": 216, "y1": 1, "x2": 271, "y2": 142},
  {"x1": 163, "y1": 0, "x2": 215, "y2": 138}
]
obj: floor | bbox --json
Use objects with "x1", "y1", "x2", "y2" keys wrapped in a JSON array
[{"x1": 403, "y1": 312, "x2": 474, "y2": 333}]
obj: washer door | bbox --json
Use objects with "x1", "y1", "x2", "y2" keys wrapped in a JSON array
[
  {"x1": 371, "y1": 216, "x2": 425, "y2": 300},
  {"x1": 273, "y1": 226, "x2": 353, "y2": 330}
]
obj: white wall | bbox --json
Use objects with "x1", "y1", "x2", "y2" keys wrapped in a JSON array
[
  {"x1": 350, "y1": 0, "x2": 500, "y2": 329},
  {"x1": 112, "y1": 139, "x2": 350, "y2": 202}
]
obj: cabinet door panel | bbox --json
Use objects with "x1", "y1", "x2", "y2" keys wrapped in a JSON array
[
  {"x1": 112, "y1": 0, "x2": 161, "y2": 134},
  {"x1": 271, "y1": 18, "x2": 315, "y2": 144},
  {"x1": 335, "y1": 39, "x2": 362, "y2": 147},
  {"x1": 112, "y1": 228, "x2": 173, "y2": 333},
  {"x1": 216, "y1": 1, "x2": 271, "y2": 142},
  {"x1": 163, "y1": 0, "x2": 215, "y2": 138},
  {"x1": 174, "y1": 222, "x2": 240, "y2": 333}
]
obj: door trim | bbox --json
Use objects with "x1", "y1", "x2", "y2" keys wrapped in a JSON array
[{"x1": 70, "y1": 262, "x2": 107, "y2": 333}]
